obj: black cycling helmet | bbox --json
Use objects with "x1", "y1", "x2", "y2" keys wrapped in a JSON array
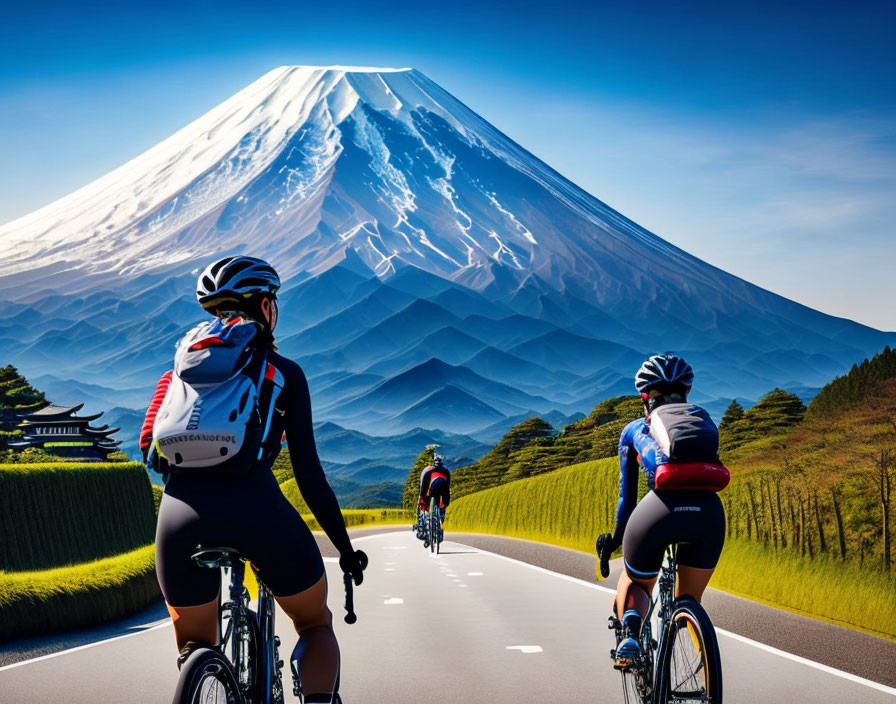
[
  {"x1": 433, "y1": 455, "x2": 444, "y2": 468},
  {"x1": 634, "y1": 354, "x2": 694, "y2": 395},
  {"x1": 196, "y1": 256, "x2": 280, "y2": 311}
]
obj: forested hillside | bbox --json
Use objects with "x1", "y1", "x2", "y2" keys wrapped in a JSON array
[
  {"x1": 413, "y1": 345, "x2": 896, "y2": 577},
  {"x1": 442, "y1": 396, "x2": 642, "y2": 500},
  {"x1": 720, "y1": 351, "x2": 896, "y2": 572}
]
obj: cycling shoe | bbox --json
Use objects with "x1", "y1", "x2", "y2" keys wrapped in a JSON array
[{"x1": 613, "y1": 636, "x2": 640, "y2": 671}]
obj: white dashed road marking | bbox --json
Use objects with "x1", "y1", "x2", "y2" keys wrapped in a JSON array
[{"x1": 506, "y1": 646, "x2": 543, "y2": 654}]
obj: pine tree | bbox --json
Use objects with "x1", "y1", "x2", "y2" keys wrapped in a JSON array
[
  {"x1": 719, "y1": 399, "x2": 745, "y2": 430},
  {"x1": 0, "y1": 365, "x2": 47, "y2": 449},
  {"x1": 721, "y1": 388, "x2": 805, "y2": 453}
]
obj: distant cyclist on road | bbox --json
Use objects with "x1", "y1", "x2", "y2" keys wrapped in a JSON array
[
  {"x1": 139, "y1": 256, "x2": 366, "y2": 704},
  {"x1": 598, "y1": 354, "x2": 728, "y2": 670},
  {"x1": 415, "y1": 455, "x2": 451, "y2": 539}
]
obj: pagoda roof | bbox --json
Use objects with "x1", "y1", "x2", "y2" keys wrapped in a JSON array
[
  {"x1": 20, "y1": 404, "x2": 103, "y2": 422},
  {"x1": 84, "y1": 426, "x2": 120, "y2": 437},
  {"x1": 29, "y1": 403, "x2": 84, "y2": 416}
]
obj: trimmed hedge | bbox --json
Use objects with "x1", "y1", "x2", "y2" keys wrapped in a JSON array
[
  {"x1": 0, "y1": 462, "x2": 156, "y2": 571},
  {"x1": 0, "y1": 544, "x2": 160, "y2": 641}
]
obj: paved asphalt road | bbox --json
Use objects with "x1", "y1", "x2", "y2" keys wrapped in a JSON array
[{"x1": 1, "y1": 529, "x2": 894, "y2": 703}]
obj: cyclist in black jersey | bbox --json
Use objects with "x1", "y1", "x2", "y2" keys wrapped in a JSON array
[{"x1": 141, "y1": 256, "x2": 366, "y2": 704}]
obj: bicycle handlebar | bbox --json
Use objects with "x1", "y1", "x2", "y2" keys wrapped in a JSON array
[
  {"x1": 342, "y1": 550, "x2": 368, "y2": 624},
  {"x1": 596, "y1": 533, "x2": 613, "y2": 580}
]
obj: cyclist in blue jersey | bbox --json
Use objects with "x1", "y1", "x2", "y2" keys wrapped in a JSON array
[{"x1": 602, "y1": 354, "x2": 726, "y2": 670}]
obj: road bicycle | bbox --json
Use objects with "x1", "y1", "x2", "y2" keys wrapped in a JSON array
[
  {"x1": 172, "y1": 545, "x2": 367, "y2": 704},
  {"x1": 596, "y1": 535, "x2": 723, "y2": 704}
]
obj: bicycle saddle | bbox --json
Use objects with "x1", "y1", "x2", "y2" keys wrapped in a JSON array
[{"x1": 191, "y1": 545, "x2": 242, "y2": 569}]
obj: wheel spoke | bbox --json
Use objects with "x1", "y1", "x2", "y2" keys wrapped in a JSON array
[{"x1": 668, "y1": 617, "x2": 710, "y2": 702}]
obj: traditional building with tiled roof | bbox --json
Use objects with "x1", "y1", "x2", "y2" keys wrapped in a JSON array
[{"x1": 10, "y1": 403, "x2": 121, "y2": 460}]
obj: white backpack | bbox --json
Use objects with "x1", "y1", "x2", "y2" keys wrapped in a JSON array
[{"x1": 153, "y1": 316, "x2": 269, "y2": 470}]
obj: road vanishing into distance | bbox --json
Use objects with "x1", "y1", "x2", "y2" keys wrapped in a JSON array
[{"x1": 2, "y1": 529, "x2": 895, "y2": 703}]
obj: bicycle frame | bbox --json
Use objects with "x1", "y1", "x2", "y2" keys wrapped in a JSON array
[
  {"x1": 653, "y1": 545, "x2": 678, "y2": 654},
  {"x1": 199, "y1": 551, "x2": 285, "y2": 704}
]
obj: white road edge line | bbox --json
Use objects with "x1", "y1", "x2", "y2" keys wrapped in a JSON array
[
  {"x1": 0, "y1": 622, "x2": 172, "y2": 673},
  {"x1": 452, "y1": 540, "x2": 896, "y2": 698}
]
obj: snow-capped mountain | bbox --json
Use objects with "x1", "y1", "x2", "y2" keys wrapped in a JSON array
[{"x1": 0, "y1": 66, "x2": 892, "y2": 465}]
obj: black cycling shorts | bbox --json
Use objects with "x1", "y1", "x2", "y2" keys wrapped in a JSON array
[
  {"x1": 155, "y1": 470, "x2": 325, "y2": 607},
  {"x1": 623, "y1": 489, "x2": 725, "y2": 580},
  {"x1": 427, "y1": 477, "x2": 449, "y2": 507}
]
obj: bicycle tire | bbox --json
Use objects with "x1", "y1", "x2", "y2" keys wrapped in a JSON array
[
  {"x1": 429, "y1": 498, "x2": 437, "y2": 554},
  {"x1": 619, "y1": 619, "x2": 653, "y2": 704},
  {"x1": 654, "y1": 597, "x2": 722, "y2": 704},
  {"x1": 173, "y1": 647, "x2": 243, "y2": 704},
  {"x1": 257, "y1": 586, "x2": 284, "y2": 704}
]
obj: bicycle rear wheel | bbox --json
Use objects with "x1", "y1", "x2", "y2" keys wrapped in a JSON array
[
  {"x1": 621, "y1": 669, "x2": 643, "y2": 704},
  {"x1": 173, "y1": 647, "x2": 243, "y2": 704},
  {"x1": 429, "y1": 499, "x2": 437, "y2": 554},
  {"x1": 654, "y1": 597, "x2": 722, "y2": 703},
  {"x1": 619, "y1": 620, "x2": 653, "y2": 704}
]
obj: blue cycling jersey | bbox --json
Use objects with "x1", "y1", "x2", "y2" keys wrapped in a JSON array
[{"x1": 611, "y1": 417, "x2": 670, "y2": 546}]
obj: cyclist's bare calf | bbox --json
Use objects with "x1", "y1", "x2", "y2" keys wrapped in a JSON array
[
  {"x1": 675, "y1": 564, "x2": 714, "y2": 601},
  {"x1": 166, "y1": 598, "x2": 218, "y2": 652},
  {"x1": 615, "y1": 571, "x2": 654, "y2": 622},
  {"x1": 276, "y1": 574, "x2": 339, "y2": 698}
]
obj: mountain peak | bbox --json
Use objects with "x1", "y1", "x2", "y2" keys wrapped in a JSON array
[{"x1": 274, "y1": 65, "x2": 414, "y2": 74}]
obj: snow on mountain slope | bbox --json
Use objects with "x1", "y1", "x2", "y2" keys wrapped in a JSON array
[{"x1": 0, "y1": 65, "x2": 893, "y2": 462}]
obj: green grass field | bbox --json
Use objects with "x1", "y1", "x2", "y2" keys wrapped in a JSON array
[
  {"x1": 713, "y1": 538, "x2": 896, "y2": 640},
  {"x1": 0, "y1": 544, "x2": 159, "y2": 640},
  {"x1": 279, "y1": 477, "x2": 412, "y2": 529},
  {"x1": 448, "y1": 458, "x2": 896, "y2": 640},
  {"x1": 449, "y1": 458, "x2": 619, "y2": 553}
]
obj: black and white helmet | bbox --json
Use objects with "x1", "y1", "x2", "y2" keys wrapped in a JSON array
[
  {"x1": 196, "y1": 256, "x2": 280, "y2": 311},
  {"x1": 433, "y1": 455, "x2": 444, "y2": 468},
  {"x1": 634, "y1": 354, "x2": 694, "y2": 394}
]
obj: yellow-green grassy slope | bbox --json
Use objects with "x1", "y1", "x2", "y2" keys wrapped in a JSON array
[
  {"x1": 0, "y1": 545, "x2": 158, "y2": 640},
  {"x1": 278, "y1": 478, "x2": 412, "y2": 528},
  {"x1": 448, "y1": 458, "x2": 896, "y2": 640}
]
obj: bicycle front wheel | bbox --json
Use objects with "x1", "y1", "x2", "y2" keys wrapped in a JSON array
[
  {"x1": 173, "y1": 647, "x2": 243, "y2": 704},
  {"x1": 654, "y1": 597, "x2": 722, "y2": 704}
]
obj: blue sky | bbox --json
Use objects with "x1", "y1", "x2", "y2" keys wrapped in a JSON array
[{"x1": 1, "y1": 0, "x2": 894, "y2": 329}]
